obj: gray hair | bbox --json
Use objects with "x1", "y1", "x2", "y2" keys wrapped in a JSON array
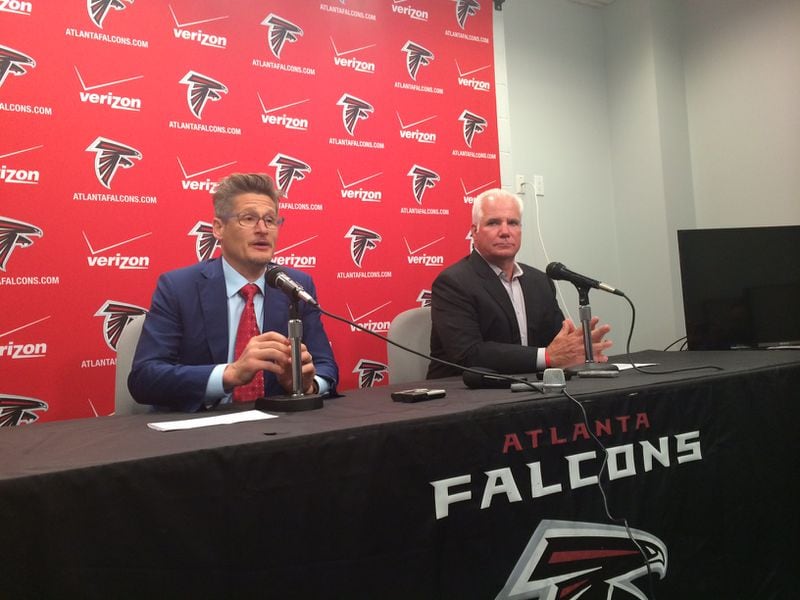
[
  {"x1": 212, "y1": 173, "x2": 282, "y2": 218},
  {"x1": 472, "y1": 188, "x2": 524, "y2": 225}
]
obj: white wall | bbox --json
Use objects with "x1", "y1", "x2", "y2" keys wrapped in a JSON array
[
  {"x1": 496, "y1": 0, "x2": 800, "y2": 353},
  {"x1": 498, "y1": 0, "x2": 627, "y2": 347},
  {"x1": 683, "y1": 0, "x2": 800, "y2": 227}
]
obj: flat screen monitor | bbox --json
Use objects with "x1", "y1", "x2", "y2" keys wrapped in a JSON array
[{"x1": 677, "y1": 225, "x2": 800, "y2": 350}]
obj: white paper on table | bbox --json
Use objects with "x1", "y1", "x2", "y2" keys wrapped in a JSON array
[
  {"x1": 613, "y1": 363, "x2": 657, "y2": 371},
  {"x1": 147, "y1": 409, "x2": 277, "y2": 432}
]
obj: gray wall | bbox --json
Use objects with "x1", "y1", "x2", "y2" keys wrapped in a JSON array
[{"x1": 496, "y1": 0, "x2": 800, "y2": 353}]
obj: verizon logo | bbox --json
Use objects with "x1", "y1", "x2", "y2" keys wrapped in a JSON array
[
  {"x1": 178, "y1": 157, "x2": 236, "y2": 192},
  {"x1": 0, "y1": 0, "x2": 32, "y2": 15},
  {"x1": 456, "y1": 60, "x2": 491, "y2": 91},
  {"x1": 0, "y1": 340, "x2": 46, "y2": 359},
  {"x1": 273, "y1": 236, "x2": 318, "y2": 269},
  {"x1": 258, "y1": 95, "x2": 309, "y2": 130},
  {"x1": 83, "y1": 231, "x2": 151, "y2": 270},
  {"x1": 75, "y1": 67, "x2": 143, "y2": 112},
  {"x1": 338, "y1": 169, "x2": 382, "y2": 202},
  {"x1": 333, "y1": 55, "x2": 375, "y2": 73},
  {"x1": 0, "y1": 165, "x2": 39, "y2": 184},
  {"x1": 79, "y1": 90, "x2": 141, "y2": 110},
  {"x1": 331, "y1": 37, "x2": 376, "y2": 74},
  {"x1": 346, "y1": 301, "x2": 391, "y2": 333},
  {"x1": 391, "y1": 2, "x2": 428, "y2": 21},
  {"x1": 397, "y1": 111, "x2": 437, "y2": 144},
  {"x1": 405, "y1": 236, "x2": 444, "y2": 266},
  {"x1": 0, "y1": 316, "x2": 49, "y2": 360},
  {"x1": 170, "y1": 5, "x2": 228, "y2": 49},
  {"x1": 172, "y1": 29, "x2": 227, "y2": 48}
]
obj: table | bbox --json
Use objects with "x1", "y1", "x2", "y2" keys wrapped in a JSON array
[{"x1": 2, "y1": 350, "x2": 799, "y2": 599}]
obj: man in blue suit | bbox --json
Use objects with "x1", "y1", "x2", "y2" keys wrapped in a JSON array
[{"x1": 129, "y1": 173, "x2": 338, "y2": 412}]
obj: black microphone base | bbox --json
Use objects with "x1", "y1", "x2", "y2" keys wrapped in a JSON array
[
  {"x1": 565, "y1": 362, "x2": 620, "y2": 378},
  {"x1": 255, "y1": 393, "x2": 324, "y2": 412}
]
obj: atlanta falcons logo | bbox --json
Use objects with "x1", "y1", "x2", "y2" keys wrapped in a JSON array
[
  {"x1": 353, "y1": 359, "x2": 388, "y2": 388},
  {"x1": 0, "y1": 395, "x2": 48, "y2": 427},
  {"x1": 416, "y1": 289, "x2": 432, "y2": 308},
  {"x1": 337, "y1": 94, "x2": 374, "y2": 136},
  {"x1": 496, "y1": 520, "x2": 667, "y2": 600},
  {"x1": 459, "y1": 110, "x2": 487, "y2": 148},
  {"x1": 345, "y1": 225, "x2": 381, "y2": 268},
  {"x1": 188, "y1": 221, "x2": 220, "y2": 262},
  {"x1": 0, "y1": 217, "x2": 42, "y2": 272},
  {"x1": 261, "y1": 13, "x2": 303, "y2": 59},
  {"x1": 269, "y1": 153, "x2": 311, "y2": 196},
  {"x1": 94, "y1": 301, "x2": 148, "y2": 351},
  {"x1": 0, "y1": 45, "x2": 35, "y2": 89},
  {"x1": 179, "y1": 71, "x2": 228, "y2": 120},
  {"x1": 88, "y1": 0, "x2": 134, "y2": 29},
  {"x1": 402, "y1": 41, "x2": 434, "y2": 81},
  {"x1": 407, "y1": 164, "x2": 440, "y2": 204},
  {"x1": 85, "y1": 136, "x2": 142, "y2": 189},
  {"x1": 456, "y1": 0, "x2": 481, "y2": 29}
]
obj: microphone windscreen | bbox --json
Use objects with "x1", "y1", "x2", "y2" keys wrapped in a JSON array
[
  {"x1": 545, "y1": 262, "x2": 564, "y2": 279},
  {"x1": 265, "y1": 265, "x2": 286, "y2": 288},
  {"x1": 462, "y1": 368, "x2": 512, "y2": 389}
]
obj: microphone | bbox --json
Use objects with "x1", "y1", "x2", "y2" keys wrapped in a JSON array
[
  {"x1": 546, "y1": 262, "x2": 624, "y2": 296},
  {"x1": 266, "y1": 265, "x2": 319, "y2": 306}
]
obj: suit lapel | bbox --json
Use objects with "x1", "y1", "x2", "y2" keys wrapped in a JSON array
[
  {"x1": 198, "y1": 259, "x2": 229, "y2": 362},
  {"x1": 468, "y1": 251, "x2": 520, "y2": 342}
]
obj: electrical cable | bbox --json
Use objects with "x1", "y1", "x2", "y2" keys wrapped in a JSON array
[
  {"x1": 621, "y1": 293, "x2": 722, "y2": 375},
  {"x1": 528, "y1": 180, "x2": 574, "y2": 323},
  {"x1": 662, "y1": 336, "x2": 687, "y2": 351},
  {"x1": 316, "y1": 305, "x2": 545, "y2": 393},
  {"x1": 562, "y1": 387, "x2": 658, "y2": 600}
]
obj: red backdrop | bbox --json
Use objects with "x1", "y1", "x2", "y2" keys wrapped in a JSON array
[{"x1": 0, "y1": 0, "x2": 499, "y2": 423}]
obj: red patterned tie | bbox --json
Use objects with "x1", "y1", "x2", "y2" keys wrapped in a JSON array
[{"x1": 232, "y1": 283, "x2": 264, "y2": 402}]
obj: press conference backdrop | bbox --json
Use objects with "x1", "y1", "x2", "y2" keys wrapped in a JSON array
[{"x1": 0, "y1": 1, "x2": 500, "y2": 423}]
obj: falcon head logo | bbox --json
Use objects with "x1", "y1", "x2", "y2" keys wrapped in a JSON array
[
  {"x1": 0, "y1": 395, "x2": 48, "y2": 427},
  {"x1": 353, "y1": 359, "x2": 387, "y2": 388},
  {"x1": 85, "y1": 136, "x2": 142, "y2": 189},
  {"x1": 261, "y1": 13, "x2": 303, "y2": 59},
  {"x1": 497, "y1": 520, "x2": 667, "y2": 600},
  {"x1": 94, "y1": 301, "x2": 148, "y2": 351},
  {"x1": 0, "y1": 217, "x2": 43, "y2": 272},
  {"x1": 459, "y1": 110, "x2": 487, "y2": 148},
  {"x1": 416, "y1": 289, "x2": 432, "y2": 308},
  {"x1": 345, "y1": 225, "x2": 381, "y2": 268},
  {"x1": 88, "y1": 0, "x2": 134, "y2": 29},
  {"x1": 179, "y1": 71, "x2": 228, "y2": 120},
  {"x1": 407, "y1": 164, "x2": 440, "y2": 204},
  {"x1": 269, "y1": 153, "x2": 311, "y2": 196},
  {"x1": 401, "y1": 41, "x2": 434, "y2": 81},
  {"x1": 0, "y1": 45, "x2": 36, "y2": 89},
  {"x1": 456, "y1": 0, "x2": 480, "y2": 29},
  {"x1": 188, "y1": 221, "x2": 220, "y2": 262},
  {"x1": 337, "y1": 94, "x2": 373, "y2": 136}
]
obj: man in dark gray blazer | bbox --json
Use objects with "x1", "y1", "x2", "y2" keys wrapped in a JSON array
[{"x1": 427, "y1": 188, "x2": 611, "y2": 379}]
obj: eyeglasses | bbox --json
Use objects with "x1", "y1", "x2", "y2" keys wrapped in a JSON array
[{"x1": 232, "y1": 212, "x2": 285, "y2": 229}]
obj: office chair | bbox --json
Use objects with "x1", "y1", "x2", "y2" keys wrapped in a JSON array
[
  {"x1": 114, "y1": 314, "x2": 149, "y2": 415},
  {"x1": 387, "y1": 306, "x2": 432, "y2": 384}
]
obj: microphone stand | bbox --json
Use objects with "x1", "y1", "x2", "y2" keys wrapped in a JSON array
[
  {"x1": 255, "y1": 299, "x2": 324, "y2": 412},
  {"x1": 565, "y1": 285, "x2": 619, "y2": 378}
]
